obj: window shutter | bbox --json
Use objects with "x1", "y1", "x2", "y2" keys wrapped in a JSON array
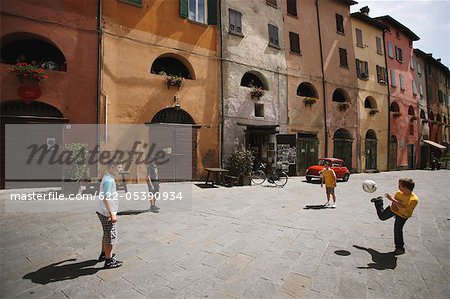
[
  {"x1": 339, "y1": 48, "x2": 347, "y2": 67},
  {"x1": 400, "y1": 74, "x2": 405, "y2": 90},
  {"x1": 364, "y1": 61, "x2": 368, "y2": 75},
  {"x1": 287, "y1": 0, "x2": 297, "y2": 16},
  {"x1": 289, "y1": 32, "x2": 300, "y2": 53},
  {"x1": 419, "y1": 84, "x2": 423, "y2": 96},
  {"x1": 417, "y1": 63, "x2": 421, "y2": 74},
  {"x1": 376, "y1": 65, "x2": 380, "y2": 82},
  {"x1": 229, "y1": 9, "x2": 236, "y2": 32},
  {"x1": 391, "y1": 70, "x2": 396, "y2": 87},
  {"x1": 336, "y1": 14, "x2": 344, "y2": 33},
  {"x1": 388, "y1": 43, "x2": 393, "y2": 58},
  {"x1": 274, "y1": 26, "x2": 279, "y2": 45},
  {"x1": 207, "y1": 0, "x2": 217, "y2": 25},
  {"x1": 180, "y1": 0, "x2": 188, "y2": 19},
  {"x1": 356, "y1": 59, "x2": 361, "y2": 77},
  {"x1": 237, "y1": 12, "x2": 242, "y2": 33},
  {"x1": 356, "y1": 29, "x2": 363, "y2": 47},
  {"x1": 376, "y1": 37, "x2": 382, "y2": 54}
]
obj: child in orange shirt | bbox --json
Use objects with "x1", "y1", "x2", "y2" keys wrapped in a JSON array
[
  {"x1": 371, "y1": 178, "x2": 419, "y2": 255},
  {"x1": 320, "y1": 162, "x2": 337, "y2": 208}
]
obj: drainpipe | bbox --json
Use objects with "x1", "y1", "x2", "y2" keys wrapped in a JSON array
[
  {"x1": 315, "y1": 0, "x2": 328, "y2": 157},
  {"x1": 96, "y1": 0, "x2": 103, "y2": 176},
  {"x1": 218, "y1": 0, "x2": 224, "y2": 167},
  {"x1": 382, "y1": 29, "x2": 391, "y2": 170}
]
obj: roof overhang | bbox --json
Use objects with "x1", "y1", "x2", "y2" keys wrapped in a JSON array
[
  {"x1": 375, "y1": 15, "x2": 420, "y2": 41},
  {"x1": 423, "y1": 140, "x2": 446, "y2": 149}
]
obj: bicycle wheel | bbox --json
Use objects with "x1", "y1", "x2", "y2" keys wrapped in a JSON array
[
  {"x1": 251, "y1": 170, "x2": 266, "y2": 185},
  {"x1": 274, "y1": 171, "x2": 288, "y2": 187}
]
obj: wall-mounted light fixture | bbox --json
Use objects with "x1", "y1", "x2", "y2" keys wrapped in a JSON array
[{"x1": 174, "y1": 95, "x2": 180, "y2": 110}]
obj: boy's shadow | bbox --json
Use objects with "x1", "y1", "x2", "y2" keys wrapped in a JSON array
[
  {"x1": 353, "y1": 245, "x2": 397, "y2": 270},
  {"x1": 117, "y1": 209, "x2": 149, "y2": 216},
  {"x1": 23, "y1": 259, "x2": 100, "y2": 284},
  {"x1": 304, "y1": 204, "x2": 328, "y2": 210}
]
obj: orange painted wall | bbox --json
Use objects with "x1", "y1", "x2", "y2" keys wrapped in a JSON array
[{"x1": 1, "y1": 0, "x2": 99, "y2": 123}]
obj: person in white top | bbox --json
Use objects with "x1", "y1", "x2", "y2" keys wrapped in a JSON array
[{"x1": 96, "y1": 161, "x2": 123, "y2": 269}]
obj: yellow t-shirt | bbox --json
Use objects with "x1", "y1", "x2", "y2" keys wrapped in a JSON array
[
  {"x1": 390, "y1": 191, "x2": 419, "y2": 219},
  {"x1": 320, "y1": 169, "x2": 336, "y2": 187}
]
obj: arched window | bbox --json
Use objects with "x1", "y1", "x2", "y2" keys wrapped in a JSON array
[
  {"x1": 408, "y1": 105, "x2": 415, "y2": 116},
  {"x1": 1, "y1": 33, "x2": 67, "y2": 71},
  {"x1": 332, "y1": 89, "x2": 348, "y2": 103},
  {"x1": 437, "y1": 114, "x2": 442, "y2": 122},
  {"x1": 297, "y1": 82, "x2": 317, "y2": 97},
  {"x1": 364, "y1": 96, "x2": 377, "y2": 109},
  {"x1": 151, "y1": 108, "x2": 195, "y2": 124},
  {"x1": 420, "y1": 109, "x2": 426, "y2": 119},
  {"x1": 150, "y1": 55, "x2": 193, "y2": 79},
  {"x1": 1, "y1": 100, "x2": 63, "y2": 118},
  {"x1": 365, "y1": 129, "x2": 377, "y2": 140},
  {"x1": 240, "y1": 72, "x2": 268, "y2": 90},
  {"x1": 390, "y1": 102, "x2": 400, "y2": 112},
  {"x1": 429, "y1": 111, "x2": 434, "y2": 121}
]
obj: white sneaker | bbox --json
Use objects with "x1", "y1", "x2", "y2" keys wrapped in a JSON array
[
  {"x1": 331, "y1": 203, "x2": 336, "y2": 208},
  {"x1": 324, "y1": 202, "x2": 330, "y2": 207}
]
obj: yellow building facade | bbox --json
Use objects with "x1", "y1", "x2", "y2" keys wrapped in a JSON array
[{"x1": 351, "y1": 11, "x2": 389, "y2": 172}]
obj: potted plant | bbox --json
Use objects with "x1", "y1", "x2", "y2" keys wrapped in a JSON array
[
  {"x1": 227, "y1": 147, "x2": 254, "y2": 186},
  {"x1": 10, "y1": 62, "x2": 48, "y2": 82},
  {"x1": 369, "y1": 108, "x2": 379, "y2": 116},
  {"x1": 61, "y1": 143, "x2": 88, "y2": 196},
  {"x1": 160, "y1": 71, "x2": 185, "y2": 89},
  {"x1": 303, "y1": 97, "x2": 318, "y2": 107},
  {"x1": 250, "y1": 86, "x2": 265, "y2": 99},
  {"x1": 339, "y1": 102, "x2": 350, "y2": 111}
]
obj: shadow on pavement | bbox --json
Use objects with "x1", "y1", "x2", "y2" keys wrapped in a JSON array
[
  {"x1": 303, "y1": 204, "x2": 327, "y2": 210},
  {"x1": 353, "y1": 245, "x2": 397, "y2": 270},
  {"x1": 334, "y1": 250, "x2": 351, "y2": 256},
  {"x1": 117, "y1": 209, "x2": 149, "y2": 216},
  {"x1": 195, "y1": 183, "x2": 218, "y2": 189},
  {"x1": 23, "y1": 259, "x2": 101, "y2": 284}
]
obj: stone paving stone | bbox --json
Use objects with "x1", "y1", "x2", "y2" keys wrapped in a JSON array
[
  {"x1": 214, "y1": 253, "x2": 253, "y2": 281},
  {"x1": 218, "y1": 239, "x2": 250, "y2": 257},
  {"x1": 201, "y1": 252, "x2": 229, "y2": 268},
  {"x1": 261, "y1": 258, "x2": 294, "y2": 286},
  {"x1": 216, "y1": 266, "x2": 264, "y2": 298},
  {"x1": 280, "y1": 272, "x2": 311, "y2": 299},
  {"x1": 241, "y1": 278, "x2": 282, "y2": 299}
]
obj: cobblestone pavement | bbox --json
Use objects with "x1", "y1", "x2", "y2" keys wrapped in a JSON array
[{"x1": 1, "y1": 170, "x2": 449, "y2": 298}]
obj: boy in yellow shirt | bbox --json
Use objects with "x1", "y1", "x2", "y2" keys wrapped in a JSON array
[
  {"x1": 320, "y1": 162, "x2": 337, "y2": 208},
  {"x1": 371, "y1": 178, "x2": 419, "y2": 255}
]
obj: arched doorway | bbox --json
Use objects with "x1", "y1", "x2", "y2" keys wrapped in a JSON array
[
  {"x1": 333, "y1": 129, "x2": 352, "y2": 170},
  {"x1": 365, "y1": 129, "x2": 377, "y2": 171},
  {"x1": 148, "y1": 108, "x2": 197, "y2": 181},
  {"x1": 1, "y1": 100, "x2": 67, "y2": 189},
  {"x1": 389, "y1": 135, "x2": 398, "y2": 170}
]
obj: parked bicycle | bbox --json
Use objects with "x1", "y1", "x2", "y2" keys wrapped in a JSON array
[{"x1": 251, "y1": 162, "x2": 288, "y2": 187}]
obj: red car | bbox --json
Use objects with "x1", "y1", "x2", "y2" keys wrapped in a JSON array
[{"x1": 305, "y1": 158, "x2": 350, "y2": 182}]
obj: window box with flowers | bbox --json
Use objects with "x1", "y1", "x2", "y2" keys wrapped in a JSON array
[
  {"x1": 369, "y1": 108, "x2": 379, "y2": 116},
  {"x1": 10, "y1": 62, "x2": 48, "y2": 83},
  {"x1": 421, "y1": 119, "x2": 429, "y2": 124},
  {"x1": 410, "y1": 115, "x2": 418, "y2": 121},
  {"x1": 160, "y1": 71, "x2": 185, "y2": 89},
  {"x1": 338, "y1": 102, "x2": 350, "y2": 111},
  {"x1": 250, "y1": 86, "x2": 265, "y2": 99},
  {"x1": 392, "y1": 112, "x2": 402, "y2": 118},
  {"x1": 303, "y1": 97, "x2": 318, "y2": 107}
]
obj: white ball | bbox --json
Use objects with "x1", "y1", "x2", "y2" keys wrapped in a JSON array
[{"x1": 362, "y1": 180, "x2": 377, "y2": 193}]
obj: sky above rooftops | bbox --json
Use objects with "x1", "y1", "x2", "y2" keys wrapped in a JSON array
[{"x1": 350, "y1": 0, "x2": 450, "y2": 67}]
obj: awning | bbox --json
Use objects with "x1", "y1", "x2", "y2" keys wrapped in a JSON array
[{"x1": 423, "y1": 140, "x2": 446, "y2": 149}]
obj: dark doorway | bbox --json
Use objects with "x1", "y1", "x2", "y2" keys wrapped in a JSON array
[
  {"x1": 1, "y1": 101, "x2": 67, "y2": 189},
  {"x1": 333, "y1": 129, "x2": 353, "y2": 170},
  {"x1": 297, "y1": 133, "x2": 318, "y2": 175},
  {"x1": 389, "y1": 135, "x2": 398, "y2": 170},
  {"x1": 149, "y1": 108, "x2": 197, "y2": 181},
  {"x1": 407, "y1": 144, "x2": 415, "y2": 169},
  {"x1": 365, "y1": 129, "x2": 377, "y2": 171}
]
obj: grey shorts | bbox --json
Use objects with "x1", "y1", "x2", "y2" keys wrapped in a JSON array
[
  {"x1": 326, "y1": 187, "x2": 335, "y2": 195},
  {"x1": 97, "y1": 212, "x2": 118, "y2": 245}
]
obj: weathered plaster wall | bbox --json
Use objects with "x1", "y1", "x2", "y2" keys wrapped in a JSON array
[
  {"x1": 351, "y1": 17, "x2": 389, "y2": 172},
  {"x1": 383, "y1": 24, "x2": 419, "y2": 169},
  {"x1": 221, "y1": 0, "x2": 288, "y2": 159},
  {"x1": 319, "y1": 0, "x2": 358, "y2": 170},
  {"x1": 283, "y1": 0, "x2": 325, "y2": 158}
]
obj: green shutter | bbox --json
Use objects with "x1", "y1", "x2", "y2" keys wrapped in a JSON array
[
  {"x1": 207, "y1": 0, "x2": 218, "y2": 25},
  {"x1": 180, "y1": 0, "x2": 188, "y2": 19}
]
